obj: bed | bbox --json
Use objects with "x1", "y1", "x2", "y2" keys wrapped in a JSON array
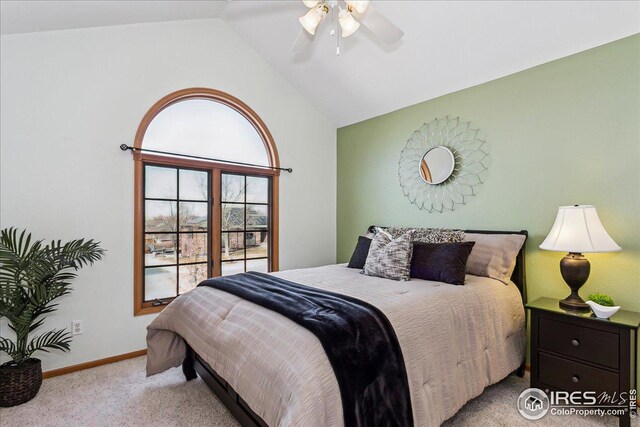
[{"x1": 146, "y1": 230, "x2": 527, "y2": 427}]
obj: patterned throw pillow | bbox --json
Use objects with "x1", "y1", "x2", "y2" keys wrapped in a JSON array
[
  {"x1": 378, "y1": 226, "x2": 465, "y2": 244},
  {"x1": 363, "y1": 228, "x2": 415, "y2": 281}
]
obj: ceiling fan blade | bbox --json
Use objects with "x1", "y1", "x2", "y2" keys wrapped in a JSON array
[
  {"x1": 291, "y1": 28, "x2": 314, "y2": 53},
  {"x1": 357, "y1": 4, "x2": 404, "y2": 45}
]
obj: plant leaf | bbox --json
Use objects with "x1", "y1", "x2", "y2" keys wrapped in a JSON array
[{"x1": 25, "y1": 329, "x2": 72, "y2": 358}]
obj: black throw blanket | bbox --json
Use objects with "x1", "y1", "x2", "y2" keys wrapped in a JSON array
[{"x1": 198, "y1": 272, "x2": 413, "y2": 427}]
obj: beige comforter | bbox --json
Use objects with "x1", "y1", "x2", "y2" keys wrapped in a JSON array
[{"x1": 147, "y1": 264, "x2": 525, "y2": 427}]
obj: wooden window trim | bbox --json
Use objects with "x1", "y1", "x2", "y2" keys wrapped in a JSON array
[{"x1": 133, "y1": 88, "x2": 280, "y2": 316}]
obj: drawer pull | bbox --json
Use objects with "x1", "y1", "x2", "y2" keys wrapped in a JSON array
[
  {"x1": 571, "y1": 339, "x2": 579, "y2": 346},
  {"x1": 571, "y1": 375, "x2": 580, "y2": 383}
]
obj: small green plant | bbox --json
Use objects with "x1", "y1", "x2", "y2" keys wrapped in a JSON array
[
  {"x1": 588, "y1": 293, "x2": 615, "y2": 307},
  {"x1": 0, "y1": 228, "x2": 105, "y2": 366}
]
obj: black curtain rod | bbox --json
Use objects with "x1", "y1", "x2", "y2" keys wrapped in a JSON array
[{"x1": 119, "y1": 145, "x2": 292, "y2": 173}]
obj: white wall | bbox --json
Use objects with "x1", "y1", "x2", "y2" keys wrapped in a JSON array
[{"x1": 0, "y1": 19, "x2": 337, "y2": 371}]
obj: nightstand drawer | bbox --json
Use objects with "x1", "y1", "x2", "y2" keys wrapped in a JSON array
[
  {"x1": 538, "y1": 352, "x2": 619, "y2": 394},
  {"x1": 538, "y1": 316, "x2": 618, "y2": 368}
]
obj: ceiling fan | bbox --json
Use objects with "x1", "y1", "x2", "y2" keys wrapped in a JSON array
[
  {"x1": 293, "y1": 0, "x2": 404, "y2": 55},
  {"x1": 224, "y1": 0, "x2": 403, "y2": 56}
]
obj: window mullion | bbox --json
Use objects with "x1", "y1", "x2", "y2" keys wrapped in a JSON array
[
  {"x1": 212, "y1": 169, "x2": 222, "y2": 277},
  {"x1": 175, "y1": 168, "x2": 180, "y2": 297},
  {"x1": 244, "y1": 174, "x2": 247, "y2": 273}
]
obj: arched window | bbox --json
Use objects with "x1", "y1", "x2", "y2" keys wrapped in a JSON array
[{"x1": 133, "y1": 88, "x2": 280, "y2": 316}]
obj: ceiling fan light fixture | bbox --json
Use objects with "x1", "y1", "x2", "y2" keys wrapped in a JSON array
[
  {"x1": 293, "y1": 0, "x2": 403, "y2": 55},
  {"x1": 345, "y1": 0, "x2": 369, "y2": 14},
  {"x1": 338, "y1": 9, "x2": 360, "y2": 37},
  {"x1": 299, "y1": 5, "x2": 327, "y2": 35}
]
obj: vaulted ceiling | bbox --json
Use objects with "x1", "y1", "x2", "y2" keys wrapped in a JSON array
[{"x1": 2, "y1": 1, "x2": 639, "y2": 127}]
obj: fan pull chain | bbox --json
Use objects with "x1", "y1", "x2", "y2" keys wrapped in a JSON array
[{"x1": 335, "y1": 5, "x2": 341, "y2": 55}]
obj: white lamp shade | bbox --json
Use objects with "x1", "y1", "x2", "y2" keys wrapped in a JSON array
[
  {"x1": 303, "y1": 0, "x2": 319, "y2": 7},
  {"x1": 299, "y1": 7, "x2": 324, "y2": 35},
  {"x1": 338, "y1": 9, "x2": 360, "y2": 37},
  {"x1": 345, "y1": 0, "x2": 370, "y2": 14},
  {"x1": 539, "y1": 205, "x2": 621, "y2": 253}
]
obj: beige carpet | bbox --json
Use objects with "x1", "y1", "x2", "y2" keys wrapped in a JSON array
[{"x1": 0, "y1": 356, "x2": 634, "y2": 427}]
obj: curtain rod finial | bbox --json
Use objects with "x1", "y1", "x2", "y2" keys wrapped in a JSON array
[{"x1": 120, "y1": 144, "x2": 131, "y2": 151}]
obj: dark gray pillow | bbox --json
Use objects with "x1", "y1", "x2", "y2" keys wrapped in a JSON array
[
  {"x1": 347, "y1": 236, "x2": 372, "y2": 269},
  {"x1": 410, "y1": 241, "x2": 476, "y2": 285}
]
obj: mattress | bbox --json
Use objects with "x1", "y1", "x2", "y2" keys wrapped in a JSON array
[{"x1": 146, "y1": 264, "x2": 526, "y2": 427}]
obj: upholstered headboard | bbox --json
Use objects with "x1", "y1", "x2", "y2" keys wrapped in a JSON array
[{"x1": 367, "y1": 226, "x2": 528, "y2": 303}]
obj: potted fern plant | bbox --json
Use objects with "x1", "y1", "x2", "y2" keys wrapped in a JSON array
[{"x1": 0, "y1": 228, "x2": 105, "y2": 407}]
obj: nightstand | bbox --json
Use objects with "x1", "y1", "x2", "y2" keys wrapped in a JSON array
[{"x1": 527, "y1": 297, "x2": 640, "y2": 427}]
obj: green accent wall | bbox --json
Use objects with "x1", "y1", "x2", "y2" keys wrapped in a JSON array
[{"x1": 338, "y1": 35, "x2": 639, "y2": 323}]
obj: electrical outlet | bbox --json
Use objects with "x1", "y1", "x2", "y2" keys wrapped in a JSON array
[{"x1": 71, "y1": 320, "x2": 83, "y2": 335}]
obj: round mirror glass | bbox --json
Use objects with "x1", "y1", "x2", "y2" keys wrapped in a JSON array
[{"x1": 419, "y1": 146, "x2": 455, "y2": 184}]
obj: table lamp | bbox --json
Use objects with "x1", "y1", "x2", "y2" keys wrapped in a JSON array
[{"x1": 540, "y1": 205, "x2": 621, "y2": 311}]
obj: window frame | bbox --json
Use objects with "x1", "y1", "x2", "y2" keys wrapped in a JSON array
[
  {"x1": 220, "y1": 172, "x2": 271, "y2": 276},
  {"x1": 142, "y1": 163, "x2": 212, "y2": 302},
  {"x1": 133, "y1": 88, "x2": 280, "y2": 316}
]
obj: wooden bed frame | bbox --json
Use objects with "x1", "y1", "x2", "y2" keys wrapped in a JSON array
[{"x1": 182, "y1": 229, "x2": 528, "y2": 427}]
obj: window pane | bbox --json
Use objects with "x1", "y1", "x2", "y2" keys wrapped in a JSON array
[
  {"x1": 246, "y1": 205, "x2": 268, "y2": 230},
  {"x1": 246, "y1": 177, "x2": 268, "y2": 204},
  {"x1": 246, "y1": 233, "x2": 268, "y2": 259},
  {"x1": 222, "y1": 203, "x2": 244, "y2": 231},
  {"x1": 145, "y1": 201, "x2": 177, "y2": 232},
  {"x1": 179, "y1": 233, "x2": 208, "y2": 263},
  {"x1": 145, "y1": 234, "x2": 177, "y2": 266},
  {"x1": 246, "y1": 258, "x2": 268, "y2": 273},
  {"x1": 179, "y1": 169, "x2": 208, "y2": 201},
  {"x1": 179, "y1": 202, "x2": 208, "y2": 231},
  {"x1": 145, "y1": 166, "x2": 177, "y2": 199},
  {"x1": 142, "y1": 99, "x2": 270, "y2": 167},
  {"x1": 222, "y1": 261, "x2": 244, "y2": 276},
  {"x1": 222, "y1": 232, "x2": 244, "y2": 260},
  {"x1": 145, "y1": 266, "x2": 177, "y2": 300},
  {"x1": 222, "y1": 174, "x2": 245, "y2": 203},
  {"x1": 179, "y1": 264, "x2": 207, "y2": 294}
]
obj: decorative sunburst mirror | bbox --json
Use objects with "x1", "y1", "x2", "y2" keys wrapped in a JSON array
[{"x1": 398, "y1": 116, "x2": 489, "y2": 213}]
